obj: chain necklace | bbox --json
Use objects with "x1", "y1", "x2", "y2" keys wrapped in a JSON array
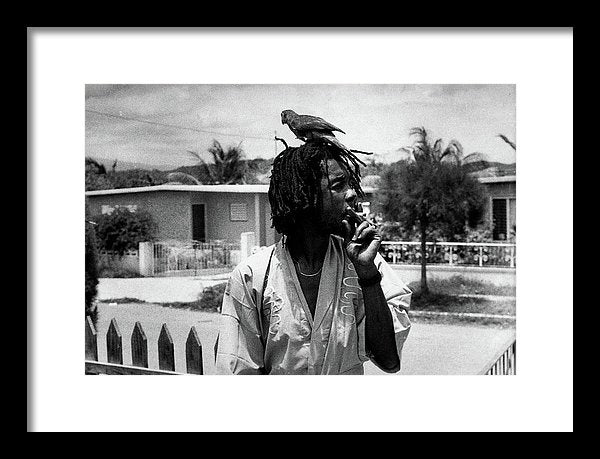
[{"x1": 294, "y1": 259, "x2": 322, "y2": 277}]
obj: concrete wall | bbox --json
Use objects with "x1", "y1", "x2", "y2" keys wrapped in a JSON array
[
  {"x1": 484, "y1": 181, "x2": 516, "y2": 199},
  {"x1": 86, "y1": 192, "x2": 150, "y2": 218},
  {"x1": 147, "y1": 191, "x2": 192, "y2": 241},
  {"x1": 192, "y1": 191, "x2": 278, "y2": 245},
  {"x1": 191, "y1": 192, "x2": 272, "y2": 244},
  {"x1": 87, "y1": 191, "x2": 192, "y2": 241},
  {"x1": 482, "y1": 181, "x2": 516, "y2": 215}
]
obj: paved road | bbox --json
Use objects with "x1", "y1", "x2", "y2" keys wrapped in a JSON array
[
  {"x1": 364, "y1": 320, "x2": 514, "y2": 375},
  {"x1": 94, "y1": 302, "x2": 515, "y2": 375}
]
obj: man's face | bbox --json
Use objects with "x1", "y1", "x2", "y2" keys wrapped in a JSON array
[{"x1": 318, "y1": 158, "x2": 358, "y2": 235}]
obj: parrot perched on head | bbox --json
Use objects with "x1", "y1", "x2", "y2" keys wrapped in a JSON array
[
  {"x1": 280, "y1": 109, "x2": 354, "y2": 155},
  {"x1": 281, "y1": 109, "x2": 346, "y2": 140},
  {"x1": 280, "y1": 109, "x2": 373, "y2": 156}
]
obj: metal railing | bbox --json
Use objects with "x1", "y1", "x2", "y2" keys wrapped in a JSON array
[
  {"x1": 480, "y1": 336, "x2": 516, "y2": 375},
  {"x1": 152, "y1": 240, "x2": 240, "y2": 276},
  {"x1": 380, "y1": 241, "x2": 516, "y2": 268}
]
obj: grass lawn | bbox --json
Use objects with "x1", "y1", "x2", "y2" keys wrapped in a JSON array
[
  {"x1": 406, "y1": 275, "x2": 516, "y2": 327},
  {"x1": 409, "y1": 312, "x2": 515, "y2": 329},
  {"x1": 407, "y1": 275, "x2": 516, "y2": 298},
  {"x1": 408, "y1": 290, "x2": 516, "y2": 316}
]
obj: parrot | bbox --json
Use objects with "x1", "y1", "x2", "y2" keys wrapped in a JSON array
[
  {"x1": 281, "y1": 109, "x2": 346, "y2": 140},
  {"x1": 281, "y1": 109, "x2": 373, "y2": 156}
]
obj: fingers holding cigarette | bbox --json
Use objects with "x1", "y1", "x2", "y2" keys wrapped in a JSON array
[
  {"x1": 351, "y1": 221, "x2": 374, "y2": 242},
  {"x1": 343, "y1": 206, "x2": 369, "y2": 226},
  {"x1": 342, "y1": 207, "x2": 377, "y2": 245}
]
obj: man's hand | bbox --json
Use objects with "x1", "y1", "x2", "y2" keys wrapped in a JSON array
[
  {"x1": 344, "y1": 219, "x2": 399, "y2": 371},
  {"x1": 342, "y1": 220, "x2": 381, "y2": 279}
]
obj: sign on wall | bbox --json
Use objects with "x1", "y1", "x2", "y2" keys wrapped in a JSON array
[{"x1": 230, "y1": 203, "x2": 248, "y2": 221}]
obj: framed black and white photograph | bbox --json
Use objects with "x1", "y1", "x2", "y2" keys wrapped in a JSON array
[{"x1": 28, "y1": 28, "x2": 573, "y2": 432}]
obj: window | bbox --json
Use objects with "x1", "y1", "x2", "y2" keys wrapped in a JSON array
[{"x1": 230, "y1": 203, "x2": 248, "y2": 221}]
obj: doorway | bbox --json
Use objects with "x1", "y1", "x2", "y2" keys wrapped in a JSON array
[{"x1": 192, "y1": 204, "x2": 206, "y2": 242}]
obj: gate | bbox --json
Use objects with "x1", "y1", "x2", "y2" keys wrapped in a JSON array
[{"x1": 152, "y1": 240, "x2": 240, "y2": 276}]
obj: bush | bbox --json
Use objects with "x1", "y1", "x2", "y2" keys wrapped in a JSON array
[
  {"x1": 463, "y1": 221, "x2": 494, "y2": 243},
  {"x1": 98, "y1": 266, "x2": 140, "y2": 278},
  {"x1": 379, "y1": 222, "x2": 411, "y2": 241},
  {"x1": 379, "y1": 221, "x2": 448, "y2": 242},
  {"x1": 92, "y1": 207, "x2": 157, "y2": 256},
  {"x1": 196, "y1": 282, "x2": 227, "y2": 312}
]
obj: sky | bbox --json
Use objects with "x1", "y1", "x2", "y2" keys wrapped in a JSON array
[{"x1": 85, "y1": 84, "x2": 516, "y2": 170}]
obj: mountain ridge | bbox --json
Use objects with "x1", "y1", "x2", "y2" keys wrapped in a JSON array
[{"x1": 88, "y1": 156, "x2": 516, "y2": 174}]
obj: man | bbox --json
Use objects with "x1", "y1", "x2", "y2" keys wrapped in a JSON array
[{"x1": 215, "y1": 140, "x2": 411, "y2": 374}]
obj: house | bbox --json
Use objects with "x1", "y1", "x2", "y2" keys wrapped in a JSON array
[
  {"x1": 361, "y1": 172, "x2": 516, "y2": 242},
  {"x1": 478, "y1": 175, "x2": 516, "y2": 241},
  {"x1": 86, "y1": 184, "x2": 276, "y2": 246},
  {"x1": 85, "y1": 184, "x2": 377, "y2": 246}
]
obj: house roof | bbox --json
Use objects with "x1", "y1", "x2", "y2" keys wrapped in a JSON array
[
  {"x1": 477, "y1": 175, "x2": 516, "y2": 184},
  {"x1": 85, "y1": 184, "x2": 377, "y2": 196},
  {"x1": 85, "y1": 184, "x2": 271, "y2": 196}
]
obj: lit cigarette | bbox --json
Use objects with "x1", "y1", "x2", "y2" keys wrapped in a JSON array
[{"x1": 343, "y1": 204, "x2": 373, "y2": 226}]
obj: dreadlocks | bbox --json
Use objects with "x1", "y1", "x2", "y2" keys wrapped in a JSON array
[{"x1": 268, "y1": 140, "x2": 366, "y2": 236}]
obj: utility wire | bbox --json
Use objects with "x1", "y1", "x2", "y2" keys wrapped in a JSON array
[{"x1": 85, "y1": 109, "x2": 274, "y2": 141}]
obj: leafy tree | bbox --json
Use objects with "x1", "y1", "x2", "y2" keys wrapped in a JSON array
[
  {"x1": 86, "y1": 157, "x2": 169, "y2": 191},
  {"x1": 187, "y1": 140, "x2": 248, "y2": 185},
  {"x1": 363, "y1": 158, "x2": 387, "y2": 176},
  {"x1": 107, "y1": 169, "x2": 167, "y2": 189},
  {"x1": 92, "y1": 207, "x2": 158, "y2": 257},
  {"x1": 245, "y1": 157, "x2": 273, "y2": 184},
  {"x1": 85, "y1": 200, "x2": 100, "y2": 326},
  {"x1": 380, "y1": 127, "x2": 487, "y2": 293},
  {"x1": 85, "y1": 157, "x2": 107, "y2": 175},
  {"x1": 85, "y1": 157, "x2": 112, "y2": 191}
]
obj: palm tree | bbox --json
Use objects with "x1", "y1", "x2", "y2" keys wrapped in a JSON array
[
  {"x1": 401, "y1": 127, "x2": 487, "y2": 166},
  {"x1": 497, "y1": 134, "x2": 516, "y2": 151},
  {"x1": 387, "y1": 127, "x2": 488, "y2": 293},
  {"x1": 166, "y1": 172, "x2": 202, "y2": 185},
  {"x1": 187, "y1": 140, "x2": 247, "y2": 185}
]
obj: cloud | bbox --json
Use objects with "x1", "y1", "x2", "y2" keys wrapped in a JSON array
[{"x1": 85, "y1": 84, "x2": 516, "y2": 166}]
